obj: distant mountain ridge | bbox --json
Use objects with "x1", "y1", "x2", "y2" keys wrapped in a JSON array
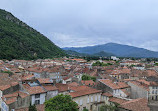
[
  {"x1": 63, "y1": 43, "x2": 158, "y2": 58},
  {"x1": 65, "y1": 50, "x2": 115, "y2": 57},
  {"x1": 0, "y1": 9, "x2": 66, "y2": 60}
]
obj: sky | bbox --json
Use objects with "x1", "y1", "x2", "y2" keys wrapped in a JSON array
[{"x1": 1, "y1": 0, "x2": 158, "y2": 51}]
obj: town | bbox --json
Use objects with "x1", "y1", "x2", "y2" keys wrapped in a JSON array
[{"x1": 0, "y1": 56, "x2": 158, "y2": 111}]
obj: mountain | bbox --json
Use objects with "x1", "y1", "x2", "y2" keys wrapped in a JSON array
[
  {"x1": 64, "y1": 50, "x2": 89, "y2": 56},
  {"x1": 0, "y1": 9, "x2": 66, "y2": 60},
  {"x1": 93, "y1": 51, "x2": 115, "y2": 57},
  {"x1": 63, "y1": 43, "x2": 158, "y2": 58}
]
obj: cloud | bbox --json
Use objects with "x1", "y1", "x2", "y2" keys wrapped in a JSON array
[{"x1": 1, "y1": 0, "x2": 158, "y2": 51}]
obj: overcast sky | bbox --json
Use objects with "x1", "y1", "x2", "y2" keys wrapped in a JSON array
[{"x1": 1, "y1": 0, "x2": 158, "y2": 51}]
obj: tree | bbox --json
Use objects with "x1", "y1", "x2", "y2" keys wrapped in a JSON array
[
  {"x1": 83, "y1": 108, "x2": 89, "y2": 111},
  {"x1": 82, "y1": 74, "x2": 91, "y2": 80},
  {"x1": 82, "y1": 74, "x2": 96, "y2": 82},
  {"x1": 45, "y1": 94, "x2": 78, "y2": 111},
  {"x1": 29, "y1": 104, "x2": 37, "y2": 111},
  {"x1": 99, "y1": 104, "x2": 119, "y2": 111}
]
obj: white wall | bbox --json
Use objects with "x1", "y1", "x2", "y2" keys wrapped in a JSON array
[
  {"x1": 0, "y1": 90, "x2": 2, "y2": 109},
  {"x1": 1, "y1": 101, "x2": 9, "y2": 111},
  {"x1": 73, "y1": 92, "x2": 102, "y2": 111},
  {"x1": 31, "y1": 93, "x2": 46, "y2": 105},
  {"x1": 40, "y1": 93, "x2": 46, "y2": 104},
  {"x1": 46, "y1": 90, "x2": 58, "y2": 100},
  {"x1": 113, "y1": 89, "x2": 127, "y2": 98}
]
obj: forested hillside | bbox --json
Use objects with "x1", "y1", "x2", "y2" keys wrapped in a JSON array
[{"x1": 0, "y1": 9, "x2": 66, "y2": 60}]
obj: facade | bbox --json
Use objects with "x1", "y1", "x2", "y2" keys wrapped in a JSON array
[
  {"x1": 0, "y1": 83, "x2": 19, "y2": 109},
  {"x1": 1, "y1": 91, "x2": 30, "y2": 111},
  {"x1": 98, "y1": 79, "x2": 130, "y2": 98},
  {"x1": 42, "y1": 85, "x2": 58, "y2": 100},
  {"x1": 70, "y1": 86, "x2": 102, "y2": 111},
  {"x1": 128, "y1": 81, "x2": 149, "y2": 99}
]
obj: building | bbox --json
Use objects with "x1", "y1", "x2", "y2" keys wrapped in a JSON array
[
  {"x1": 69, "y1": 86, "x2": 102, "y2": 111},
  {"x1": 98, "y1": 79, "x2": 130, "y2": 98}
]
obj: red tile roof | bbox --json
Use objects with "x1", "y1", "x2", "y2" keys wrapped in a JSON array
[
  {"x1": 3, "y1": 91, "x2": 28, "y2": 99},
  {"x1": 70, "y1": 85, "x2": 91, "y2": 92},
  {"x1": 70, "y1": 88, "x2": 102, "y2": 98},
  {"x1": 68, "y1": 82, "x2": 79, "y2": 87},
  {"x1": 22, "y1": 74, "x2": 35, "y2": 80},
  {"x1": 26, "y1": 86, "x2": 46, "y2": 95},
  {"x1": 55, "y1": 83, "x2": 69, "y2": 92},
  {"x1": 120, "y1": 98, "x2": 150, "y2": 111},
  {"x1": 109, "y1": 97, "x2": 128, "y2": 104},
  {"x1": 99, "y1": 79, "x2": 129, "y2": 89},
  {"x1": 43, "y1": 85, "x2": 58, "y2": 91},
  {"x1": 2, "y1": 91, "x2": 29, "y2": 105},
  {"x1": 121, "y1": 89, "x2": 130, "y2": 96},
  {"x1": 129, "y1": 81, "x2": 149, "y2": 91},
  {"x1": 37, "y1": 78, "x2": 53, "y2": 84},
  {"x1": 4, "y1": 97, "x2": 17, "y2": 105},
  {"x1": 0, "y1": 85, "x2": 11, "y2": 91},
  {"x1": 15, "y1": 104, "x2": 45, "y2": 111},
  {"x1": 102, "y1": 92, "x2": 113, "y2": 97},
  {"x1": 81, "y1": 80, "x2": 96, "y2": 86}
]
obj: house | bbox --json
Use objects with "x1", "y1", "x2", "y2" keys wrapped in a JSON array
[
  {"x1": 108, "y1": 97, "x2": 129, "y2": 106},
  {"x1": 81, "y1": 80, "x2": 96, "y2": 87},
  {"x1": 69, "y1": 86, "x2": 102, "y2": 111},
  {"x1": 120, "y1": 61, "x2": 140, "y2": 66},
  {"x1": 55, "y1": 83, "x2": 69, "y2": 95},
  {"x1": 71, "y1": 58, "x2": 86, "y2": 63},
  {"x1": 101, "y1": 92, "x2": 113, "y2": 105},
  {"x1": 26, "y1": 67, "x2": 43, "y2": 78},
  {"x1": 128, "y1": 80, "x2": 149, "y2": 99},
  {"x1": 1, "y1": 91, "x2": 29, "y2": 111},
  {"x1": 74, "y1": 73, "x2": 83, "y2": 82},
  {"x1": 42, "y1": 85, "x2": 58, "y2": 100},
  {"x1": 23, "y1": 85, "x2": 46, "y2": 105},
  {"x1": 0, "y1": 82, "x2": 19, "y2": 109},
  {"x1": 101, "y1": 93, "x2": 150, "y2": 111},
  {"x1": 37, "y1": 78, "x2": 54, "y2": 85},
  {"x1": 68, "y1": 82, "x2": 79, "y2": 87},
  {"x1": 15, "y1": 104, "x2": 45, "y2": 111},
  {"x1": 128, "y1": 79, "x2": 158, "y2": 101},
  {"x1": 111, "y1": 56, "x2": 119, "y2": 61},
  {"x1": 119, "y1": 98, "x2": 150, "y2": 111},
  {"x1": 98, "y1": 79, "x2": 130, "y2": 98},
  {"x1": 110, "y1": 67, "x2": 131, "y2": 80},
  {"x1": 62, "y1": 76, "x2": 72, "y2": 84}
]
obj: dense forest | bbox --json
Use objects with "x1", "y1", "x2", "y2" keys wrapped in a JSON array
[{"x1": 0, "y1": 9, "x2": 66, "y2": 60}]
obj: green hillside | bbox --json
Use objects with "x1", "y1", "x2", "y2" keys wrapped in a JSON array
[{"x1": 0, "y1": 9, "x2": 66, "y2": 60}]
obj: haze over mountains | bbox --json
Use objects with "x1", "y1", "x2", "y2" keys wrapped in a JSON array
[{"x1": 63, "y1": 43, "x2": 158, "y2": 58}]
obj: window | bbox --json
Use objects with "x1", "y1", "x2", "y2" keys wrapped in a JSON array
[
  {"x1": 35, "y1": 100, "x2": 40, "y2": 105},
  {"x1": 152, "y1": 96, "x2": 154, "y2": 100},
  {"x1": 153, "y1": 87, "x2": 155, "y2": 89},
  {"x1": 35, "y1": 94, "x2": 40, "y2": 98},
  {"x1": 98, "y1": 95, "x2": 101, "y2": 102},
  {"x1": 95, "y1": 96, "x2": 97, "y2": 101},
  {"x1": 80, "y1": 99, "x2": 83, "y2": 105},
  {"x1": 91, "y1": 96, "x2": 93, "y2": 102},
  {"x1": 87, "y1": 96, "x2": 89, "y2": 103},
  {"x1": 152, "y1": 90, "x2": 155, "y2": 94}
]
